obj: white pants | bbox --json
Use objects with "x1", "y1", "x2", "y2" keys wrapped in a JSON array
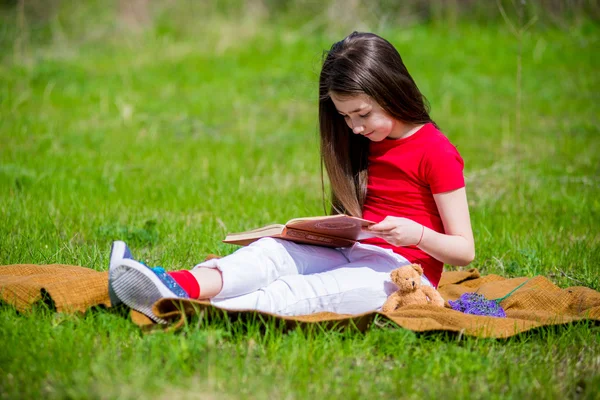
[{"x1": 194, "y1": 237, "x2": 432, "y2": 316}]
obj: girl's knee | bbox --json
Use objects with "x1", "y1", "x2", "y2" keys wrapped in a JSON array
[{"x1": 250, "y1": 237, "x2": 286, "y2": 250}]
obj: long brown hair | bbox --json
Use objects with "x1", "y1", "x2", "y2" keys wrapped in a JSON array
[{"x1": 319, "y1": 32, "x2": 432, "y2": 217}]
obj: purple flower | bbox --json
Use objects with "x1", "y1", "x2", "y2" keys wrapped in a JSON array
[
  {"x1": 448, "y1": 292, "x2": 507, "y2": 318},
  {"x1": 448, "y1": 279, "x2": 531, "y2": 318}
]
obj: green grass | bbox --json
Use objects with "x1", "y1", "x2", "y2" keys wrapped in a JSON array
[{"x1": 1, "y1": 2, "x2": 599, "y2": 399}]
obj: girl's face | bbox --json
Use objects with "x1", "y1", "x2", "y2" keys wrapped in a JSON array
[{"x1": 330, "y1": 93, "x2": 412, "y2": 141}]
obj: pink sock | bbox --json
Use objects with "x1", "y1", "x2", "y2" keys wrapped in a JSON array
[{"x1": 168, "y1": 270, "x2": 200, "y2": 299}]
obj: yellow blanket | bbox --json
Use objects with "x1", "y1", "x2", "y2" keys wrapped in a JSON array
[{"x1": 1, "y1": 264, "x2": 598, "y2": 338}]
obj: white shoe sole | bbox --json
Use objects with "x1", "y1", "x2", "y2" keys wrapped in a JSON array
[
  {"x1": 110, "y1": 258, "x2": 180, "y2": 324},
  {"x1": 108, "y1": 241, "x2": 129, "y2": 307}
]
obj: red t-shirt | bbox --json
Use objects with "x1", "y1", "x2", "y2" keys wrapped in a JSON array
[{"x1": 361, "y1": 122, "x2": 465, "y2": 287}]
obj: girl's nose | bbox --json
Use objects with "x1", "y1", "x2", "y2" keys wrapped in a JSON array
[{"x1": 352, "y1": 124, "x2": 364, "y2": 134}]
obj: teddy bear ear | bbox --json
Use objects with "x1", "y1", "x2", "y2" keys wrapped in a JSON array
[{"x1": 411, "y1": 264, "x2": 423, "y2": 275}]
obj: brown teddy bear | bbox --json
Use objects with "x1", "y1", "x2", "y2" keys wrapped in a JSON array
[{"x1": 381, "y1": 264, "x2": 445, "y2": 313}]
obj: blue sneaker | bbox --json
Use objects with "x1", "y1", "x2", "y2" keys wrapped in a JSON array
[
  {"x1": 109, "y1": 257, "x2": 189, "y2": 324},
  {"x1": 108, "y1": 241, "x2": 134, "y2": 307}
]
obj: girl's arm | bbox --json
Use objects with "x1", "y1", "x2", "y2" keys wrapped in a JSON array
[{"x1": 367, "y1": 187, "x2": 475, "y2": 266}]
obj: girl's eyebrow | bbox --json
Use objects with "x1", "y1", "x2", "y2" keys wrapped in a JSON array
[{"x1": 337, "y1": 105, "x2": 371, "y2": 115}]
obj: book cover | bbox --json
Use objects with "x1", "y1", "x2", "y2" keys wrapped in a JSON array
[{"x1": 223, "y1": 214, "x2": 376, "y2": 248}]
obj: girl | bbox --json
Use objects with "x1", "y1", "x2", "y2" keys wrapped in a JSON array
[{"x1": 109, "y1": 32, "x2": 474, "y2": 323}]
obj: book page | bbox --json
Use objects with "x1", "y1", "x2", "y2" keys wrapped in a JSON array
[{"x1": 223, "y1": 224, "x2": 285, "y2": 242}]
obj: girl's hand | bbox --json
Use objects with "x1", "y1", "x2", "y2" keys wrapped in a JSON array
[{"x1": 366, "y1": 216, "x2": 423, "y2": 247}]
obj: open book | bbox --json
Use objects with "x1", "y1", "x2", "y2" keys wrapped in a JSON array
[{"x1": 223, "y1": 214, "x2": 377, "y2": 248}]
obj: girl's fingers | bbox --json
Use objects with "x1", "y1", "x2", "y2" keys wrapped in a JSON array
[
  {"x1": 368, "y1": 231, "x2": 392, "y2": 240},
  {"x1": 368, "y1": 221, "x2": 396, "y2": 231}
]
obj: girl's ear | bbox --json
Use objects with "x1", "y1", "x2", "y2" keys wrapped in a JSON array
[{"x1": 411, "y1": 264, "x2": 423, "y2": 275}]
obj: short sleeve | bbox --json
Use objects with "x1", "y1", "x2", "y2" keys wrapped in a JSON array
[{"x1": 422, "y1": 137, "x2": 465, "y2": 194}]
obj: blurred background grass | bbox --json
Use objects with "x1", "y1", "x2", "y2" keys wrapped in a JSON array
[{"x1": 0, "y1": 0, "x2": 598, "y2": 284}]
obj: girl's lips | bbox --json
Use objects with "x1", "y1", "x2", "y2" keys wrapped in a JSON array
[{"x1": 364, "y1": 131, "x2": 375, "y2": 137}]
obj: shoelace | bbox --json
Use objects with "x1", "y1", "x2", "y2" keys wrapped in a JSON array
[{"x1": 137, "y1": 261, "x2": 189, "y2": 298}]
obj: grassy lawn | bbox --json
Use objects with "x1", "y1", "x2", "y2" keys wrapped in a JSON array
[{"x1": 0, "y1": 2, "x2": 598, "y2": 399}]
